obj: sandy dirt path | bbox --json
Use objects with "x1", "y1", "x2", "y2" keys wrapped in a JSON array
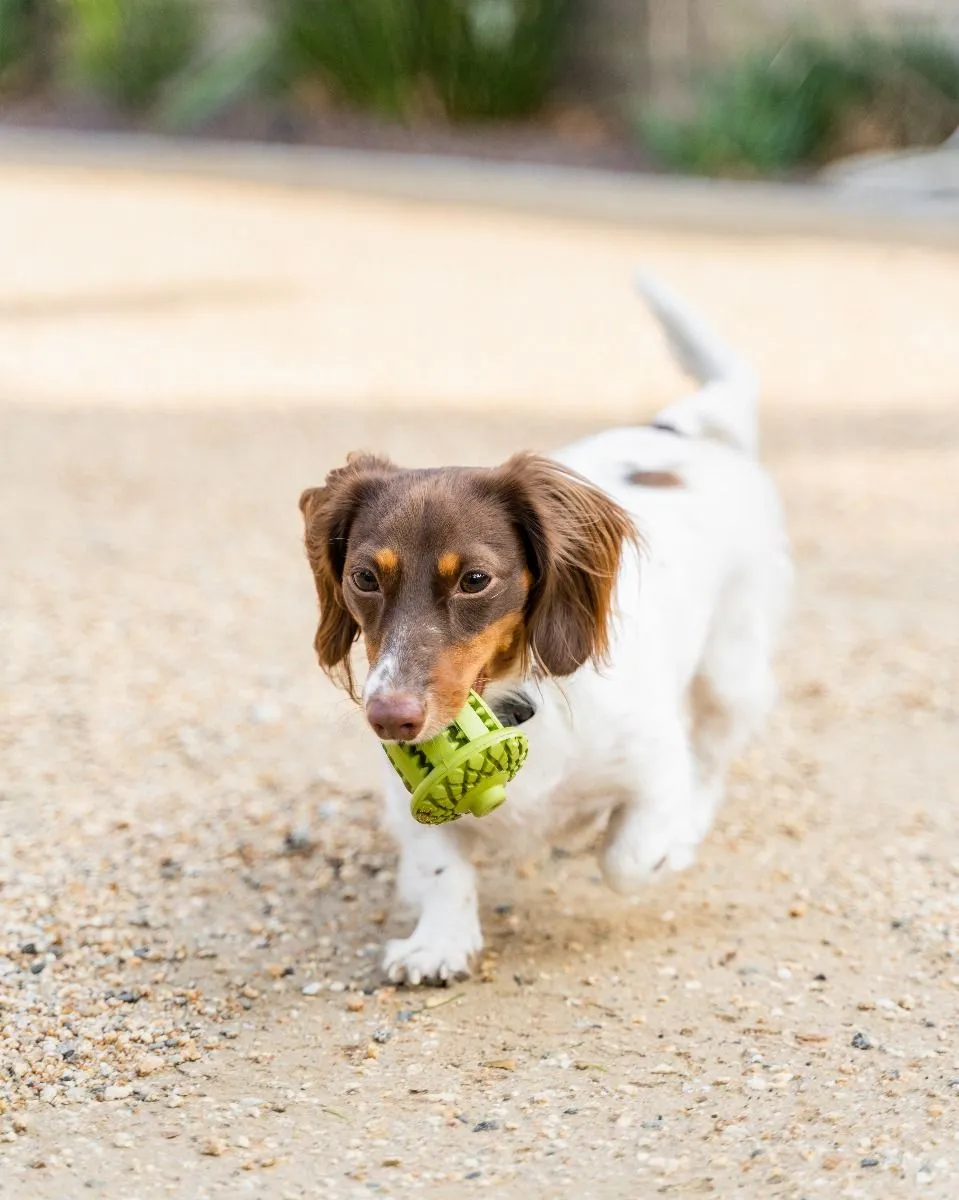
[{"x1": 1, "y1": 166, "x2": 958, "y2": 1198}]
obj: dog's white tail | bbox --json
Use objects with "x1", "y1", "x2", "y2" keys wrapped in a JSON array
[{"x1": 636, "y1": 272, "x2": 759, "y2": 456}]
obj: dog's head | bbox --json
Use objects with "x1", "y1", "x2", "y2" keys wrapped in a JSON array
[{"x1": 300, "y1": 452, "x2": 635, "y2": 742}]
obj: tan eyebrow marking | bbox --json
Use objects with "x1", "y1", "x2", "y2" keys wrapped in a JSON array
[
  {"x1": 437, "y1": 552, "x2": 461, "y2": 579},
  {"x1": 374, "y1": 548, "x2": 399, "y2": 572}
]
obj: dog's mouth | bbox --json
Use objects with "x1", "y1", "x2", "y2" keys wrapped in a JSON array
[{"x1": 473, "y1": 671, "x2": 538, "y2": 727}]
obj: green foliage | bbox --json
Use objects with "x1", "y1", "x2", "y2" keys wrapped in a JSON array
[
  {"x1": 164, "y1": 0, "x2": 570, "y2": 129},
  {"x1": 157, "y1": 29, "x2": 277, "y2": 132},
  {"x1": 70, "y1": 0, "x2": 203, "y2": 111},
  {"x1": 0, "y1": 0, "x2": 29, "y2": 77},
  {"x1": 420, "y1": 0, "x2": 568, "y2": 119},
  {"x1": 0, "y1": 0, "x2": 54, "y2": 86},
  {"x1": 280, "y1": 0, "x2": 420, "y2": 116},
  {"x1": 281, "y1": 0, "x2": 569, "y2": 120},
  {"x1": 643, "y1": 31, "x2": 959, "y2": 177},
  {"x1": 894, "y1": 33, "x2": 959, "y2": 103}
]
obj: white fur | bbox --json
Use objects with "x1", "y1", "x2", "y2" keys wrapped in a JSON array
[
  {"x1": 362, "y1": 651, "x2": 398, "y2": 702},
  {"x1": 362, "y1": 652, "x2": 396, "y2": 700},
  {"x1": 381, "y1": 275, "x2": 792, "y2": 984}
]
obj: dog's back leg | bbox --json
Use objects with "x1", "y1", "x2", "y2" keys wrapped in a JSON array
[{"x1": 687, "y1": 555, "x2": 790, "y2": 839}]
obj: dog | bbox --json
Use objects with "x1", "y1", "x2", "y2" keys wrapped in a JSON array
[{"x1": 299, "y1": 275, "x2": 791, "y2": 986}]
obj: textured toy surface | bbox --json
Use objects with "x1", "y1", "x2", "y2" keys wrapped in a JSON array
[{"x1": 383, "y1": 691, "x2": 529, "y2": 825}]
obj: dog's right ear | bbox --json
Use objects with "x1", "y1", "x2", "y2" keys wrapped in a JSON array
[
  {"x1": 491, "y1": 454, "x2": 637, "y2": 677},
  {"x1": 299, "y1": 453, "x2": 395, "y2": 696}
]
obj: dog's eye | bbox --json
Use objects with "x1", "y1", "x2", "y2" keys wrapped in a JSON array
[
  {"x1": 351, "y1": 569, "x2": 380, "y2": 593},
  {"x1": 459, "y1": 570, "x2": 491, "y2": 595}
]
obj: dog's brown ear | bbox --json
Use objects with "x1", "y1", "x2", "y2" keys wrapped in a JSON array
[
  {"x1": 492, "y1": 453, "x2": 637, "y2": 677},
  {"x1": 299, "y1": 453, "x2": 395, "y2": 696}
]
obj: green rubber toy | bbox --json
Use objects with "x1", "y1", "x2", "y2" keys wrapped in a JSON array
[{"x1": 383, "y1": 691, "x2": 529, "y2": 825}]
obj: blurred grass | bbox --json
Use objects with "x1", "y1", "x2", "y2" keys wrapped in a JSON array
[
  {"x1": 421, "y1": 0, "x2": 568, "y2": 119},
  {"x1": 0, "y1": 0, "x2": 30, "y2": 78},
  {"x1": 165, "y1": 0, "x2": 569, "y2": 128},
  {"x1": 70, "y1": 0, "x2": 203, "y2": 111},
  {"x1": 282, "y1": 0, "x2": 420, "y2": 116},
  {"x1": 0, "y1": 0, "x2": 54, "y2": 88},
  {"x1": 643, "y1": 31, "x2": 959, "y2": 177}
]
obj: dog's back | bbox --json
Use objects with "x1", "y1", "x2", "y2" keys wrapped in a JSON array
[{"x1": 488, "y1": 276, "x2": 792, "y2": 883}]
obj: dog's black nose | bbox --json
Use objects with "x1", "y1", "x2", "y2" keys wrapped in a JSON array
[{"x1": 366, "y1": 693, "x2": 426, "y2": 742}]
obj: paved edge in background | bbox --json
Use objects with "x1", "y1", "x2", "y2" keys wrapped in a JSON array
[{"x1": 1, "y1": 127, "x2": 957, "y2": 247}]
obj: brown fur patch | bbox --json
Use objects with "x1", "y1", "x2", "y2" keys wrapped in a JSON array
[
  {"x1": 626, "y1": 469, "x2": 684, "y2": 488},
  {"x1": 374, "y1": 548, "x2": 399, "y2": 572},
  {"x1": 430, "y1": 611, "x2": 525, "y2": 722},
  {"x1": 363, "y1": 634, "x2": 381, "y2": 667},
  {"x1": 299, "y1": 453, "x2": 398, "y2": 699},
  {"x1": 437, "y1": 552, "x2": 461, "y2": 579}
]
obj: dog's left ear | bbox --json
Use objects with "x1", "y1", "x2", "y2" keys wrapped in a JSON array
[
  {"x1": 491, "y1": 453, "x2": 638, "y2": 676},
  {"x1": 299, "y1": 453, "x2": 395, "y2": 696}
]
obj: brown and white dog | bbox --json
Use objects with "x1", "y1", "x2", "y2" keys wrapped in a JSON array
[{"x1": 300, "y1": 276, "x2": 791, "y2": 985}]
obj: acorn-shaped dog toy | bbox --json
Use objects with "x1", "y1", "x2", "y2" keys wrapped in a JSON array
[{"x1": 383, "y1": 691, "x2": 528, "y2": 825}]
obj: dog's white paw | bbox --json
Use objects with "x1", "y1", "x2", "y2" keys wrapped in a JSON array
[
  {"x1": 601, "y1": 806, "x2": 698, "y2": 894},
  {"x1": 383, "y1": 922, "x2": 482, "y2": 987}
]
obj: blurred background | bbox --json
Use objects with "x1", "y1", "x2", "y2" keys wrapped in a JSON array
[
  {"x1": 1, "y1": 0, "x2": 958, "y2": 172},
  {"x1": 2, "y1": 3, "x2": 959, "y2": 1193}
]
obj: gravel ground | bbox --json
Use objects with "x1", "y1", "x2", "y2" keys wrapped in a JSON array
[{"x1": 1, "y1": 165, "x2": 958, "y2": 1199}]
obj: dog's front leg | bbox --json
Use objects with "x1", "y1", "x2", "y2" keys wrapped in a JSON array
[{"x1": 381, "y1": 772, "x2": 482, "y2": 986}]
